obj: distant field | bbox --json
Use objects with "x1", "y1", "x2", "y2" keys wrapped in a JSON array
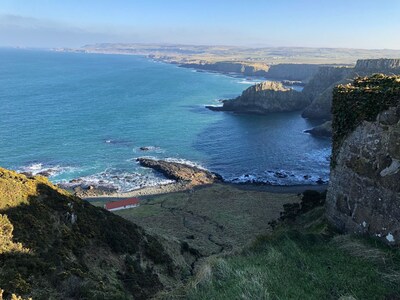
[{"x1": 67, "y1": 43, "x2": 400, "y2": 65}]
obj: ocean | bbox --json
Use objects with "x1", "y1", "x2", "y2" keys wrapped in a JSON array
[{"x1": 0, "y1": 49, "x2": 331, "y2": 191}]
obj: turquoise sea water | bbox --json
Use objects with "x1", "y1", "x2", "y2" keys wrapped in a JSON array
[{"x1": 0, "y1": 49, "x2": 331, "y2": 191}]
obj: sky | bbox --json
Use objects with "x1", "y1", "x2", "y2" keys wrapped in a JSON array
[{"x1": 0, "y1": 0, "x2": 399, "y2": 49}]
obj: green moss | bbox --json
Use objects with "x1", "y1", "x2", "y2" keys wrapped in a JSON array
[{"x1": 331, "y1": 74, "x2": 400, "y2": 167}]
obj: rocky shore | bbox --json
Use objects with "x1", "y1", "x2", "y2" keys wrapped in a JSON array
[
  {"x1": 137, "y1": 157, "x2": 223, "y2": 185},
  {"x1": 304, "y1": 121, "x2": 332, "y2": 138}
]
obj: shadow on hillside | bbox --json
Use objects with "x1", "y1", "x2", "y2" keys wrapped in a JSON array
[{"x1": 0, "y1": 183, "x2": 178, "y2": 299}]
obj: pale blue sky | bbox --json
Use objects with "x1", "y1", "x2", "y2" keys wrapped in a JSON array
[{"x1": 1, "y1": 0, "x2": 399, "y2": 49}]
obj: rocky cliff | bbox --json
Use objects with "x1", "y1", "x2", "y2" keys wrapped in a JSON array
[
  {"x1": 266, "y1": 63, "x2": 321, "y2": 82},
  {"x1": 301, "y1": 66, "x2": 353, "y2": 119},
  {"x1": 355, "y1": 58, "x2": 400, "y2": 73},
  {"x1": 181, "y1": 62, "x2": 321, "y2": 81},
  {"x1": 181, "y1": 62, "x2": 270, "y2": 77},
  {"x1": 327, "y1": 74, "x2": 400, "y2": 246},
  {"x1": 302, "y1": 59, "x2": 400, "y2": 120},
  {"x1": 207, "y1": 81, "x2": 310, "y2": 114},
  {"x1": 0, "y1": 168, "x2": 187, "y2": 299}
]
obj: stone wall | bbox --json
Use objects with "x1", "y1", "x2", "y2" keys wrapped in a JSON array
[{"x1": 327, "y1": 74, "x2": 400, "y2": 245}]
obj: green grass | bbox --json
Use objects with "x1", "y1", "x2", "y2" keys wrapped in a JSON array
[
  {"x1": 117, "y1": 204, "x2": 163, "y2": 218},
  {"x1": 166, "y1": 207, "x2": 400, "y2": 300}
]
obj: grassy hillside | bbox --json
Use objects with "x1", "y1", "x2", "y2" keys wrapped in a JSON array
[
  {"x1": 89, "y1": 184, "x2": 302, "y2": 260},
  {"x1": 0, "y1": 168, "x2": 187, "y2": 300},
  {"x1": 165, "y1": 200, "x2": 400, "y2": 299}
]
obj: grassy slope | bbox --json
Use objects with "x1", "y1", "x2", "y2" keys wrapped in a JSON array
[
  {"x1": 0, "y1": 168, "x2": 186, "y2": 300},
  {"x1": 170, "y1": 207, "x2": 400, "y2": 300},
  {"x1": 89, "y1": 184, "x2": 301, "y2": 257}
]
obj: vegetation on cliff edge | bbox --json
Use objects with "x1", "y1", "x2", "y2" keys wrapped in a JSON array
[
  {"x1": 164, "y1": 191, "x2": 400, "y2": 299},
  {"x1": 331, "y1": 74, "x2": 400, "y2": 166}
]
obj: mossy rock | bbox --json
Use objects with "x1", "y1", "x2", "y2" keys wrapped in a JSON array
[{"x1": 331, "y1": 74, "x2": 400, "y2": 167}]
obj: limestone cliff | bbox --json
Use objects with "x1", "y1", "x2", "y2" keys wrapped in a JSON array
[
  {"x1": 208, "y1": 81, "x2": 310, "y2": 114},
  {"x1": 327, "y1": 74, "x2": 400, "y2": 246},
  {"x1": 302, "y1": 59, "x2": 400, "y2": 120}
]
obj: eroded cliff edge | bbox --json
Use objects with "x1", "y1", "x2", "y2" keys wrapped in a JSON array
[{"x1": 327, "y1": 74, "x2": 400, "y2": 246}]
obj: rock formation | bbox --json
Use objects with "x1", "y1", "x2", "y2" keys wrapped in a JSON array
[
  {"x1": 301, "y1": 67, "x2": 353, "y2": 119},
  {"x1": 354, "y1": 58, "x2": 400, "y2": 73},
  {"x1": 304, "y1": 121, "x2": 332, "y2": 138},
  {"x1": 326, "y1": 74, "x2": 400, "y2": 246},
  {"x1": 302, "y1": 59, "x2": 400, "y2": 120},
  {"x1": 137, "y1": 158, "x2": 222, "y2": 185},
  {"x1": 181, "y1": 62, "x2": 322, "y2": 81},
  {"x1": 266, "y1": 63, "x2": 321, "y2": 82},
  {"x1": 181, "y1": 62, "x2": 270, "y2": 77},
  {"x1": 207, "y1": 81, "x2": 310, "y2": 114}
]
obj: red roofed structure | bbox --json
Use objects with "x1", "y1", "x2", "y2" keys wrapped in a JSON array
[{"x1": 104, "y1": 198, "x2": 140, "y2": 211}]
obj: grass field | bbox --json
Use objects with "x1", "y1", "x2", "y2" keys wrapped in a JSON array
[
  {"x1": 168, "y1": 207, "x2": 400, "y2": 300},
  {"x1": 89, "y1": 184, "x2": 301, "y2": 257},
  {"x1": 88, "y1": 184, "x2": 400, "y2": 299}
]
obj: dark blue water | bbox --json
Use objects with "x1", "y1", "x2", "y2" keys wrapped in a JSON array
[{"x1": 0, "y1": 49, "x2": 330, "y2": 191}]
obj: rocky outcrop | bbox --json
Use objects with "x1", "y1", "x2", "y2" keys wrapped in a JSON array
[
  {"x1": 326, "y1": 75, "x2": 400, "y2": 246},
  {"x1": 137, "y1": 158, "x2": 222, "y2": 185},
  {"x1": 302, "y1": 59, "x2": 400, "y2": 120},
  {"x1": 207, "y1": 81, "x2": 310, "y2": 114},
  {"x1": 304, "y1": 121, "x2": 332, "y2": 138}
]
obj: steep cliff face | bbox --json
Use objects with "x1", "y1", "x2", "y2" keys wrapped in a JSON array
[
  {"x1": 181, "y1": 61, "x2": 270, "y2": 76},
  {"x1": 327, "y1": 75, "x2": 400, "y2": 246},
  {"x1": 0, "y1": 168, "x2": 187, "y2": 299},
  {"x1": 302, "y1": 66, "x2": 352, "y2": 100},
  {"x1": 208, "y1": 81, "x2": 310, "y2": 114},
  {"x1": 302, "y1": 59, "x2": 400, "y2": 120},
  {"x1": 302, "y1": 66, "x2": 353, "y2": 119},
  {"x1": 355, "y1": 58, "x2": 400, "y2": 73},
  {"x1": 181, "y1": 62, "x2": 322, "y2": 81},
  {"x1": 267, "y1": 64, "x2": 320, "y2": 82}
]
